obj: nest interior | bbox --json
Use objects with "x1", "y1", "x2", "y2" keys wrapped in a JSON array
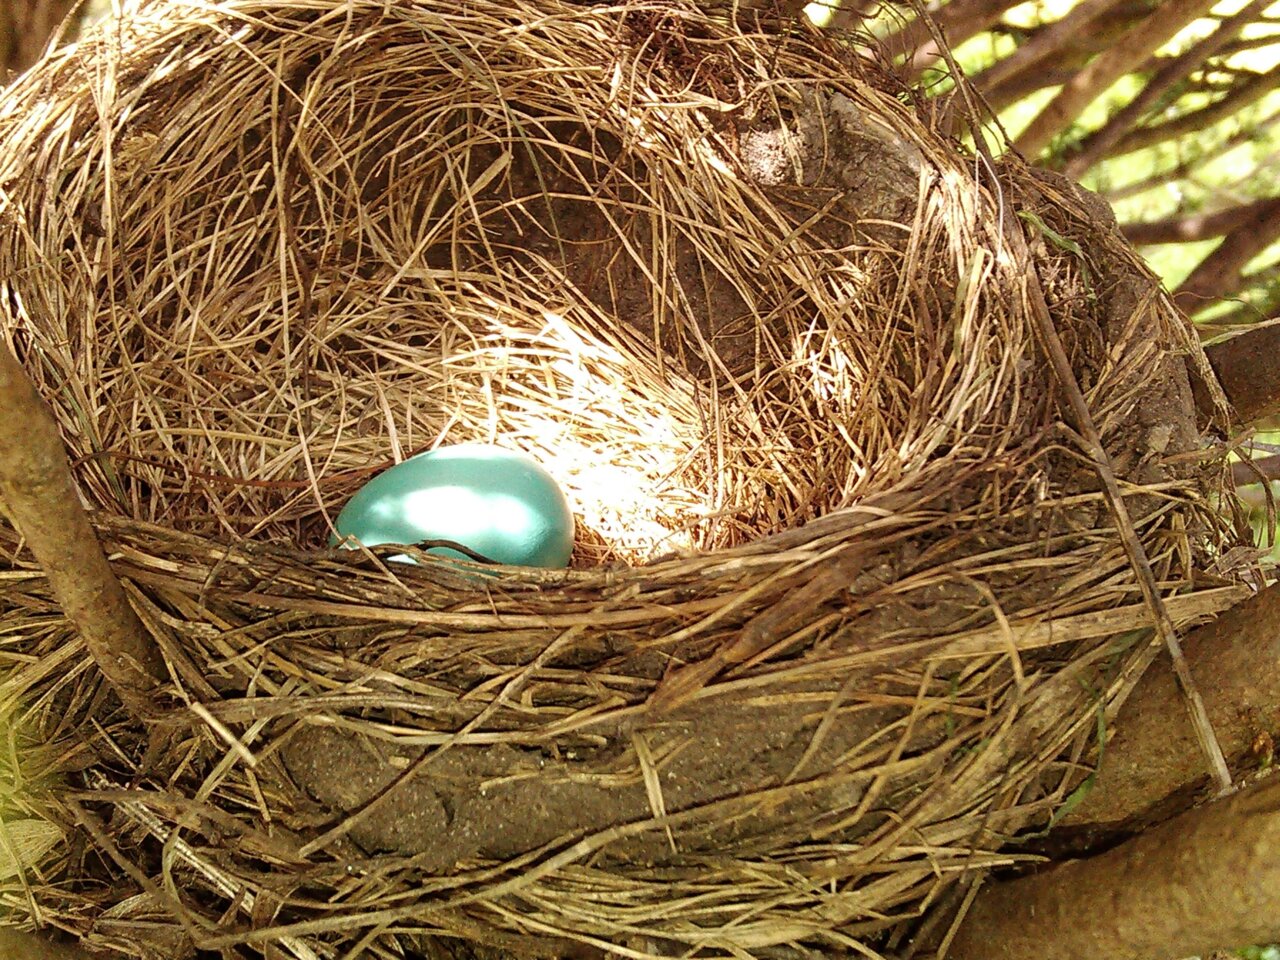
[{"x1": 0, "y1": 1, "x2": 1258, "y2": 958}]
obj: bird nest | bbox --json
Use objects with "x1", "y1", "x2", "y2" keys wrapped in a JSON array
[{"x1": 0, "y1": 1, "x2": 1257, "y2": 958}]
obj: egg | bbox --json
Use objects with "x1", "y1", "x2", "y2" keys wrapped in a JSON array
[{"x1": 331, "y1": 443, "x2": 575, "y2": 568}]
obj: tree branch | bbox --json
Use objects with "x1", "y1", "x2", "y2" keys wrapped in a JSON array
[
  {"x1": 877, "y1": 0, "x2": 1024, "y2": 78},
  {"x1": 1202, "y1": 322, "x2": 1280, "y2": 423},
  {"x1": 1065, "y1": 581, "x2": 1280, "y2": 830},
  {"x1": 1201, "y1": 257, "x2": 1280, "y2": 329},
  {"x1": 1175, "y1": 200, "x2": 1280, "y2": 314},
  {"x1": 1063, "y1": 0, "x2": 1271, "y2": 177},
  {"x1": 1014, "y1": 0, "x2": 1220, "y2": 157},
  {"x1": 947, "y1": 775, "x2": 1280, "y2": 960},
  {"x1": 1218, "y1": 33, "x2": 1280, "y2": 58},
  {"x1": 970, "y1": 0, "x2": 1133, "y2": 99},
  {"x1": 977, "y1": 1, "x2": 1148, "y2": 114},
  {"x1": 1120, "y1": 195, "x2": 1280, "y2": 245},
  {"x1": 0, "y1": 342, "x2": 164, "y2": 719},
  {"x1": 1102, "y1": 108, "x2": 1280, "y2": 203},
  {"x1": 1231, "y1": 452, "x2": 1280, "y2": 485},
  {"x1": 1108, "y1": 64, "x2": 1280, "y2": 159}
]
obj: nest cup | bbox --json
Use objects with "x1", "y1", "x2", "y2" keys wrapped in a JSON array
[{"x1": 0, "y1": 1, "x2": 1255, "y2": 957}]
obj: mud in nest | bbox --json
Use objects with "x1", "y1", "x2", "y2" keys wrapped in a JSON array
[{"x1": 0, "y1": 1, "x2": 1258, "y2": 958}]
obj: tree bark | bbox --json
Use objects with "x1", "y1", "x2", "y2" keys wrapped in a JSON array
[
  {"x1": 1174, "y1": 198, "x2": 1280, "y2": 314},
  {"x1": 1063, "y1": 0, "x2": 1270, "y2": 177},
  {"x1": 0, "y1": 343, "x2": 165, "y2": 719},
  {"x1": 0, "y1": 929, "x2": 95, "y2": 960},
  {"x1": 1202, "y1": 321, "x2": 1280, "y2": 424},
  {"x1": 0, "y1": 0, "x2": 79, "y2": 76},
  {"x1": 1014, "y1": 0, "x2": 1219, "y2": 157},
  {"x1": 1064, "y1": 581, "x2": 1280, "y2": 830},
  {"x1": 947, "y1": 775, "x2": 1280, "y2": 960},
  {"x1": 1120, "y1": 196, "x2": 1280, "y2": 246}
]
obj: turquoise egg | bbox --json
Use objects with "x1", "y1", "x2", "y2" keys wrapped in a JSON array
[{"x1": 331, "y1": 443, "x2": 575, "y2": 568}]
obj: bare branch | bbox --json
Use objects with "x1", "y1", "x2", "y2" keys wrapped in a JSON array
[
  {"x1": 1063, "y1": 0, "x2": 1270, "y2": 177},
  {"x1": 977, "y1": 1, "x2": 1146, "y2": 113},
  {"x1": 1014, "y1": 0, "x2": 1220, "y2": 157},
  {"x1": 825, "y1": 0, "x2": 889, "y2": 33},
  {"x1": 1120, "y1": 195, "x2": 1280, "y2": 245},
  {"x1": 1065, "y1": 580, "x2": 1280, "y2": 830},
  {"x1": 1195, "y1": 258, "x2": 1280, "y2": 330},
  {"x1": 970, "y1": 0, "x2": 1133, "y2": 94},
  {"x1": 1174, "y1": 199, "x2": 1280, "y2": 314},
  {"x1": 1108, "y1": 64, "x2": 1280, "y2": 159},
  {"x1": 0, "y1": 342, "x2": 164, "y2": 719},
  {"x1": 877, "y1": 0, "x2": 1024, "y2": 77},
  {"x1": 1218, "y1": 32, "x2": 1280, "y2": 57},
  {"x1": 948, "y1": 776, "x2": 1280, "y2": 960},
  {"x1": 1102, "y1": 109, "x2": 1280, "y2": 202},
  {"x1": 1232, "y1": 452, "x2": 1280, "y2": 485}
]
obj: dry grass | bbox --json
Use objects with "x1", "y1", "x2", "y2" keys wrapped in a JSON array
[{"x1": 0, "y1": 0, "x2": 1259, "y2": 957}]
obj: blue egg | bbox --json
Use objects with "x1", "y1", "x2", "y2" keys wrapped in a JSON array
[{"x1": 331, "y1": 443, "x2": 575, "y2": 568}]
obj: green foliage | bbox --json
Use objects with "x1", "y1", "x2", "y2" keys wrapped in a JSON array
[{"x1": 861, "y1": 2, "x2": 1280, "y2": 298}]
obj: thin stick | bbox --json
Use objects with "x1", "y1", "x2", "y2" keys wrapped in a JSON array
[
  {"x1": 0, "y1": 342, "x2": 164, "y2": 719},
  {"x1": 1018, "y1": 252, "x2": 1232, "y2": 793},
  {"x1": 906, "y1": 0, "x2": 1233, "y2": 794}
]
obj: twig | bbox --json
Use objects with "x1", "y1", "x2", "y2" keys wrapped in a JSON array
[
  {"x1": 905, "y1": 0, "x2": 1233, "y2": 795},
  {"x1": 0, "y1": 341, "x2": 164, "y2": 719}
]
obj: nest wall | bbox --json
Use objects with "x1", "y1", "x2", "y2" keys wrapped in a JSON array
[{"x1": 0, "y1": 1, "x2": 1257, "y2": 958}]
